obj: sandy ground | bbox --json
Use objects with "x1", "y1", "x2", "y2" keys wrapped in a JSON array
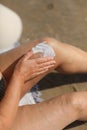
[{"x1": 1, "y1": 0, "x2": 87, "y2": 129}]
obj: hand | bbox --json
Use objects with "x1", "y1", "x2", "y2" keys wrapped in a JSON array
[{"x1": 13, "y1": 51, "x2": 56, "y2": 82}]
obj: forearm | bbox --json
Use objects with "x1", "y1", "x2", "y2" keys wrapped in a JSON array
[{"x1": 0, "y1": 73, "x2": 23, "y2": 129}]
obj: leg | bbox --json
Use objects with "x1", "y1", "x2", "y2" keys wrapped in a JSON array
[
  {"x1": 46, "y1": 38, "x2": 87, "y2": 73},
  {"x1": 1, "y1": 37, "x2": 87, "y2": 74},
  {"x1": 18, "y1": 37, "x2": 87, "y2": 97},
  {"x1": 1, "y1": 37, "x2": 87, "y2": 97},
  {"x1": 0, "y1": 38, "x2": 87, "y2": 73},
  {"x1": 10, "y1": 92, "x2": 81, "y2": 130}
]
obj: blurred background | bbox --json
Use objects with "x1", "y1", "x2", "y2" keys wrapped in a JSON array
[{"x1": 1, "y1": 0, "x2": 87, "y2": 129}]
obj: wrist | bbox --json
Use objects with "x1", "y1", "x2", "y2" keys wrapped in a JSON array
[
  {"x1": 12, "y1": 72, "x2": 24, "y2": 85},
  {"x1": 8, "y1": 73, "x2": 24, "y2": 98}
]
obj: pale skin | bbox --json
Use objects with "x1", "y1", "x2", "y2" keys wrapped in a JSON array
[{"x1": 0, "y1": 37, "x2": 87, "y2": 130}]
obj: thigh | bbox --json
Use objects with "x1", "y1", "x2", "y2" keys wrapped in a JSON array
[
  {"x1": 0, "y1": 37, "x2": 63, "y2": 75},
  {"x1": 10, "y1": 93, "x2": 78, "y2": 130},
  {"x1": 0, "y1": 39, "x2": 43, "y2": 72},
  {"x1": 0, "y1": 38, "x2": 57, "y2": 83}
]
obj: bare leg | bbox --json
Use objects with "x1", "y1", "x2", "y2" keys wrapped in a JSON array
[
  {"x1": 1, "y1": 37, "x2": 87, "y2": 97},
  {"x1": 1, "y1": 37, "x2": 87, "y2": 75},
  {"x1": 10, "y1": 92, "x2": 86, "y2": 130},
  {"x1": 0, "y1": 38, "x2": 87, "y2": 73}
]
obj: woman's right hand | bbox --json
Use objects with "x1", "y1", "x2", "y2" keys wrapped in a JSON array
[{"x1": 13, "y1": 50, "x2": 56, "y2": 83}]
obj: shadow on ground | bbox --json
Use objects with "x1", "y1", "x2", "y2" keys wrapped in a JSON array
[{"x1": 39, "y1": 72, "x2": 87, "y2": 90}]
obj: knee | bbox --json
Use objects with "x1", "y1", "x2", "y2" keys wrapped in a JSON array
[
  {"x1": 61, "y1": 93, "x2": 80, "y2": 120},
  {"x1": 42, "y1": 37, "x2": 64, "y2": 57},
  {"x1": 42, "y1": 37, "x2": 59, "y2": 47},
  {"x1": 70, "y1": 92, "x2": 87, "y2": 121},
  {"x1": 42, "y1": 37, "x2": 61, "y2": 58}
]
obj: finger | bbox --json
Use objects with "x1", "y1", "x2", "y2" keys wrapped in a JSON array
[
  {"x1": 32, "y1": 64, "x2": 55, "y2": 74},
  {"x1": 32, "y1": 60, "x2": 55, "y2": 70},
  {"x1": 31, "y1": 60, "x2": 56, "y2": 73},
  {"x1": 23, "y1": 50, "x2": 33, "y2": 60},
  {"x1": 32, "y1": 68, "x2": 48, "y2": 77},
  {"x1": 36, "y1": 64, "x2": 55, "y2": 72},
  {"x1": 30, "y1": 64, "x2": 55, "y2": 79},
  {"x1": 36, "y1": 57, "x2": 54, "y2": 64},
  {"x1": 38, "y1": 60, "x2": 56, "y2": 68}
]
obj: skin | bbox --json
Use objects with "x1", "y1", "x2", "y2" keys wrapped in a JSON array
[
  {"x1": 0, "y1": 48, "x2": 56, "y2": 129},
  {"x1": 0, "y1": 37, "x2": 87, "y2": 130}
]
